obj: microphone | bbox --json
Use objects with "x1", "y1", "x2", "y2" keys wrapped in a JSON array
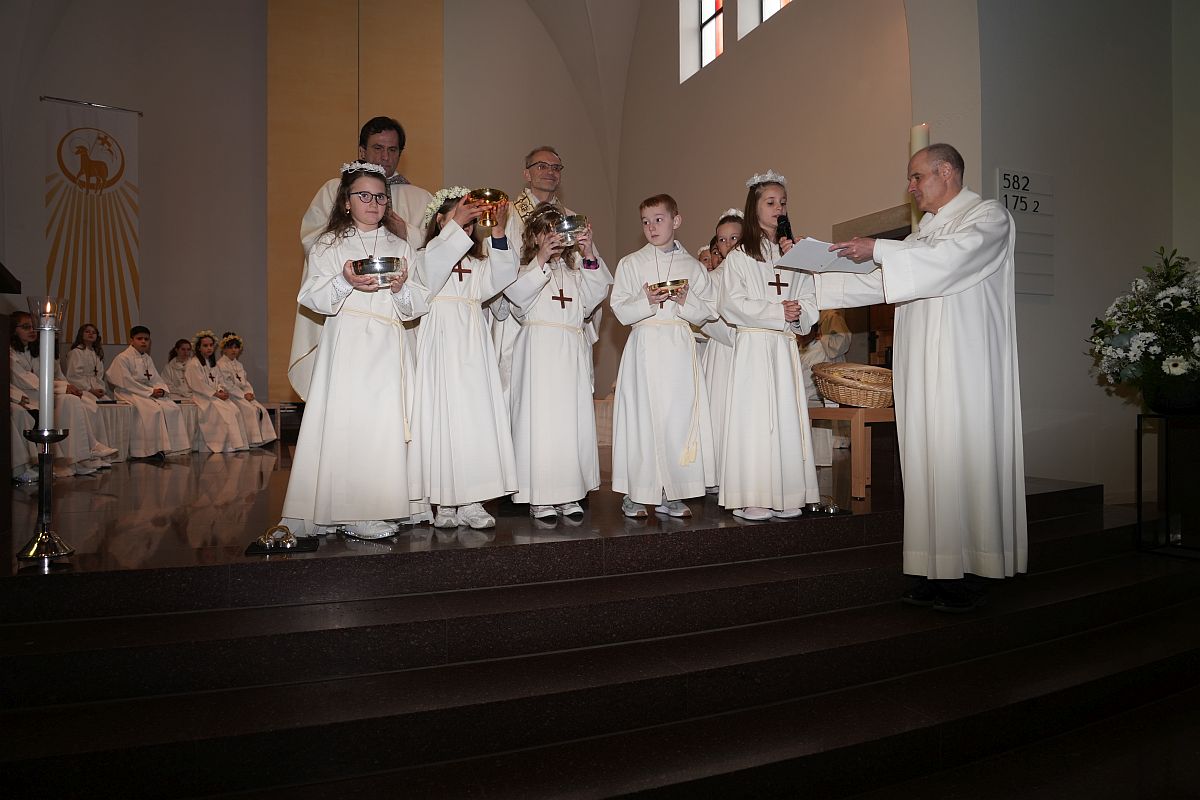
[{"x1": 775, "y1": 214, "x2": 794, "y2": 243}]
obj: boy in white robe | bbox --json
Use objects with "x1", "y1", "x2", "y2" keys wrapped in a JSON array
[
  {"x1": 611, "y1": 194, "x2": 718, "y2": 518},
  {"x1": 106, "y1": 326, "x2": 190, "y2": 458}
]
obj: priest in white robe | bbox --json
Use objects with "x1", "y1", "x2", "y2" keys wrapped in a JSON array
[
  {"x1": 823, "y1": 143, "x2": 1027, "y2": 612},
  {"x1": 106, "y1": 326, "x2": 191, "y2": 457}
]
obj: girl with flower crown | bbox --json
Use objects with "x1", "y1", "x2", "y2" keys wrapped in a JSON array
[
  {"x1": 503, "y1": 203, "x2": 610, "y2": 521},
  {"x1": 408, "y1": 186, "x2": 518, "y2": 530},
  {"x1": 185, "y1": 330, "x2": 250, "y2": 453},
  {"x1": 718, "y1": 171, "x2": 820, "y2": 520},
  {"x1": 280, "y1": 161, "x2": 427, "y2": 540},
  {"x1": 216, "y1": 332, "x2": 276, "y2": 447}
]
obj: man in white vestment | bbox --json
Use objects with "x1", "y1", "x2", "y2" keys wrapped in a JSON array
[
  {"x1": 822, "y1": 143, "x2": 1027, "y2": 613},
  {"x1": 290, "y1": 116, "x2": 434, "y2": 399},
  {"x1": 492, "y1": 146, "x2": 612, "y2": 403},
  {"x1": 106, "y1": 326, "x2": 191, "y2": 458}
]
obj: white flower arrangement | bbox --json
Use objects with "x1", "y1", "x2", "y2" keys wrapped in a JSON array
[
  {"x1": 1090, "y1": 247, "x2": 1199, "y2": 391},
  {"x1": 422, "y1": 186, "x2": 472, "y2": 229},
  {"x1": 341, "y1": 162, "x2": 387, "y2": 178},
  {"x1": 746, "y1": 169, "x2": 786, "y2": 188}
]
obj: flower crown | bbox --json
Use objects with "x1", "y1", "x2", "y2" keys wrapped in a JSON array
[
  {"x1": 341, "y1": 161, "x2": 387, "y2": 178},
  {"x1": 718, "y1": 208, "x2": 744, "y2": 222},
  {"x1": 422, "y1": 186, "x2": 472, "y2": 228},
  {"x1": 745, "y1": 169, "x2": 787, "y2": 188},
  {"x1": 192, "y1": 328, "x2": 215, "y2": 344},
  {"x1": 220, "y1": 333, "x2": 242, "y2": 350}
]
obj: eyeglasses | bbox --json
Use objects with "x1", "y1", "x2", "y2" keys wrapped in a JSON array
[
  {"x1": 350, "y1": 191, "x2": 389, "y2": 205},
  {"x1": 526, "y1": 161, "x2": 564, "y2": 173}
]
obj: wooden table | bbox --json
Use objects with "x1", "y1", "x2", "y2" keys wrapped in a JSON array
[{"x1": 807, "y1": 406, "x2": 896, "y2": 499}]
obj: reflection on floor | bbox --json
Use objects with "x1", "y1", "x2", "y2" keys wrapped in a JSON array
[{"x1": 7, "y1": 433, "x2": 900, "y2": 575}]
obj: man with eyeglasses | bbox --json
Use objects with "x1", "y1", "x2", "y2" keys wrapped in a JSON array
[{"x1": 492, "y1": 146, "x2": 612, "y2": 404}]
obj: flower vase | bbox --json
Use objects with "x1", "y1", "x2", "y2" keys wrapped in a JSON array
[{"x1": 1142, "y1": 375, "x2": 1200, "y2": 414}]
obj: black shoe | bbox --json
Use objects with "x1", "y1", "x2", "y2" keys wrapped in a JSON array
[
  {"x1": 932, "y1": 592, "x2": 987, "y2": 614},
  {"x1": 901, "y1": 578, "x2": 938, "y2": 607}
]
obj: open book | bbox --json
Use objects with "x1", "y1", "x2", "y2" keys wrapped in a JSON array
[{"x1": 776, "y1": 237, "x2": 877, "y2": 274}]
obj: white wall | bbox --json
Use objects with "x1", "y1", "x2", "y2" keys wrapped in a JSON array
[
  {"x1": 978, "y1": 0, "x2": 1175, "y2": 501},
  {"x1": 0, "y1": 0, "x2": 268, "y2": 390}
]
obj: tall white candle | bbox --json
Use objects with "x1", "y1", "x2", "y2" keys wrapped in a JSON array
[
  {"x1": 910, "y1": 122, "x2": 930, "y2": 155},
  {"x1": 37, "y1": 308, "x2": 54, "y2": 431}
]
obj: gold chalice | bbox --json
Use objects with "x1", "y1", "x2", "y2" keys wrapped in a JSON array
[
  {"x1": 649, "y1": 278, "x2": 689, "y2": 298},
  {"x1": 467, "y1": 188, "x2": 508, "y2": 228}
]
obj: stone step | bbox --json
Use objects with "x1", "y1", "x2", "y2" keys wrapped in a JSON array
[{"x1": 3, "y1": 553, "x2": 1196, "y2": 798}]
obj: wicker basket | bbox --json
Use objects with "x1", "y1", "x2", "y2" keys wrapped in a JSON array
[{"x1": 811, "y1": 362, "x2": 894, "y2": 408}]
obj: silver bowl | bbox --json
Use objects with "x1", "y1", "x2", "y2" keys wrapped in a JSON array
[
  {"x1": 553, "y1": 214, "x2": 588, "y2": 246},
  {"x1": 352, "y1": 256, "x2": 406, "y2": 287}
]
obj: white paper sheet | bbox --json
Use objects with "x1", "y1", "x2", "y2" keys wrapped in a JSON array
[{"x1": 776, "y1": 237, "x2": 877, "y2": 274}]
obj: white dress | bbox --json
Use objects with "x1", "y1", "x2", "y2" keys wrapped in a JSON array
[
  {"x1": 217, "y1": 354, "x2": 276, "y2": 445},
  {"x1": 719, "y1": 240, "x2": 821, "y2": 511},
  {"x1": 281, "y1": 228, "x2": 427, "y2": 525},
  {"x1": 816, "y1": 189, "x2": 1027, "y2": 579},
  {"x1": 63, "y1": 347, "x2": 111, "y2": 399},
  {"x1": 610, "y1": 242, "x2": 718, "y2": 504},
  {"x1": 11, "y1": 348, "x2": 111, "y2": 469},
  {"x1": 162, "y1": 358, "x2": 192, "y2": 399},
  {"x1": 106, "y1": 346, "x2": 191, "y2": 457},
  {"x1": 409, "y1": 222, "x2": 518, "y2": 506},
  {"x1": 290, "y1": 177, "x2": 434, "y2": 400},
  {"x1": 504, "y1": 256, "x2": 611, "y2": 505},
  {"x1": 184, "y1": 358, "x2": 249, "y2": 453}
]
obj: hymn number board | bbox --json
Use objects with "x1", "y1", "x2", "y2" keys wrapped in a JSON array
[{"x1": 996, "y1": 167, "x2": 1055, "y2": 296}]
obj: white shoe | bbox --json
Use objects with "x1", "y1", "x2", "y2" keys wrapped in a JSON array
[
  {"x1": 459, "y1": 502, "x2": 495, "y2": 530},
  {"x1": 732, "y1": 507, "x2": 773, "y2": 521},
  {"x1": 556, "y1": 501, "x2": 584, "y2": 517},
  {"x1": 344, "y1": 520, "x2": 398, "y2": 540},
  {"x1": 91, "y1": 444, "x2": 119, "y2": 459},
  {"x1": 14, "y1": 467, "x2": 39, "y2": 484},
  {"x1": 72, "y1": 463, "x2": 97, "y2": 476},
  {"x1": 655, "y1": 499, "x2": 692, "y2": 518},
  {"x1": 434, "y1": 507, "x2": 460, "y2": 528},
  {"x1": 530, "y1": 505, "x2": 557, "y2": 520},
  {"x1": 621, "y1": 496, "x2": 648, "y2": 518},
  {"x1": 79, "y1": 457, "x2": 108, "y2": 470},
  {"x1": 773, "y1": 508, "x2": 803, "y2": 519}
]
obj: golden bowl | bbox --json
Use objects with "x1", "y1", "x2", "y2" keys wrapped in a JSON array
[
  {"x1": 467, "y1": 187, "x2": 509, "y2": 228},
  {"x1": 649, "y1": 278, "x2": 689, "y2": 296},
  {"x1": 352, "y1": 256, "x2": 406, "y2": 287}
]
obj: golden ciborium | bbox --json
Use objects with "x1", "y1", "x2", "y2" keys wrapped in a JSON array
[{"x1": 467, "y1": 188, "x2": 508, "y2": 228}]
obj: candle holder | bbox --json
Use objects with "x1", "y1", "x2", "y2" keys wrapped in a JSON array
[{"x1": 17, "y1": 296, "x2": 73, "y2": 572}]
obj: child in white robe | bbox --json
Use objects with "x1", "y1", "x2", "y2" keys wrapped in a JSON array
[
  {"x1": 10, "y1": 312, "x2": 118, "y2": 477},
  {"x1": 185, "y1": 331, "x2": 249, "y2": 453},
  {"x1": 63, "y1": 323, "x2": 112, "y2": 401},
  {"x1": 505, "y1": 204, "x2": 610, "y2": 521},
  {"x1": 718, "y1": 171, "x2": 820, "y2": 520},
  {"x1": 9, "y1": 392, "x2": 38, "y2": 483},
  {"x1": 611, "y1": 194, "x2": 718, "y2": 518},
  {"x1": 699, "y1": 210, "x2": 743, "y2": 494},
  {"x1": 280, "y1": 161, "x2": 427, "y2": 539},
  {"x1": 216, "y1": 332, "x2": 276, "y2": 447},
  {"x1": 409, "y1": 187, "x2": 518, "y2": 530},
  {"x1": 106, "y1": 325, "x2": 191, "y2": 458},
  {"x1": 162, "y1": 339, "x2": 193, "y2": 399}
]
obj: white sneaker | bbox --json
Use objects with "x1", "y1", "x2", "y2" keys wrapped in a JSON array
[
  {"x1": 732, "y1": 507, "x2": 773, "y2": 521},
  {"x1": 556, "y1": 501, "x2": 584, "y2": 517},
  {"x1": 91, "y1": 444, "x2": 119, "y2": 459},
  {"x1": 344, "y1": 520, "x2": 398, "y2": 539},
  {"x1": 458, "y1": 502, "x2": 495, "y2": 530},
  {"x1": 433, "y1": 507, "x2": 460, "y2": 528},
  {"x1": 654, "y1": 499, "x2": 692, "y2": 517},
  {"x1": 530, "y1": 505, "x2": 558, "y2": 520},
  {"x1": 773, "y1": 508, "x2": 803, "y2": 519},
  {"x1": 621, "y1": 496, "x2": 648, "y2": 518}
]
